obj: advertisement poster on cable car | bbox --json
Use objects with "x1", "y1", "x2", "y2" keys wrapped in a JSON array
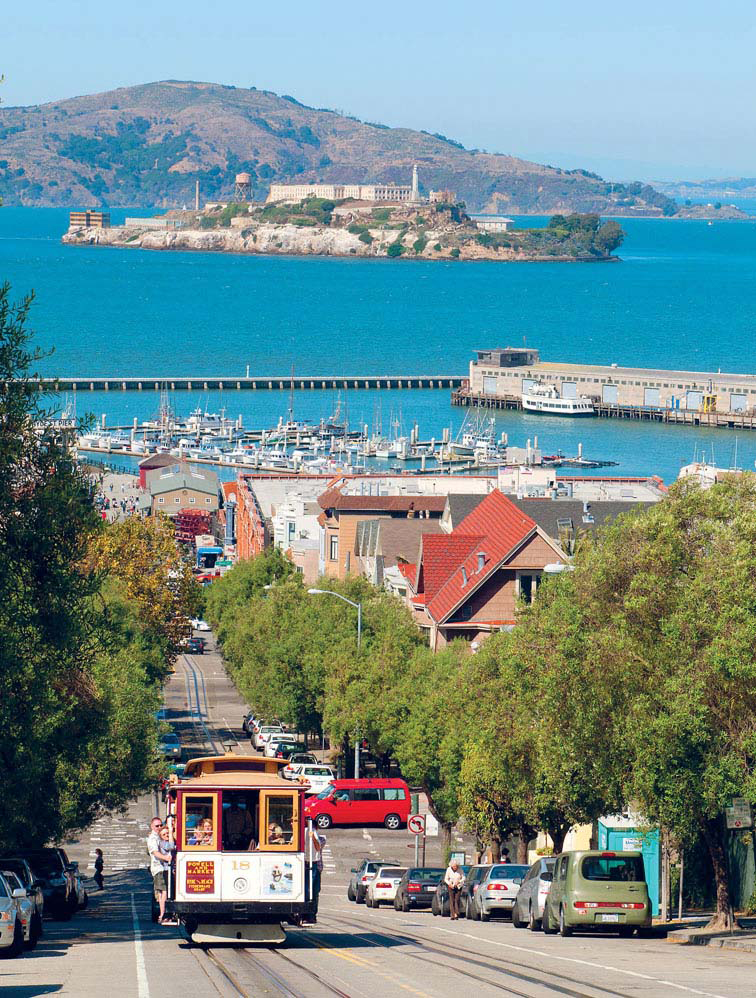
[{"x1": 261, "y1": 859, "x2": 294, "y2": 897}]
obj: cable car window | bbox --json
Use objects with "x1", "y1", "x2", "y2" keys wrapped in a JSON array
[
  {"x1": 260, "y1": 792, "x2": 298, "y2": 850},
  {"x1": 181, "y1": 794, "x2": 219, "y2": 850}
]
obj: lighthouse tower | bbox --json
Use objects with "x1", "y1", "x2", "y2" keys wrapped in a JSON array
[{"x1": 410, "y1": 163, "x2": 421, "y2": 203}]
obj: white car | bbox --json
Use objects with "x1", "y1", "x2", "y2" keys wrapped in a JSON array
[
  {"x1": 191, "y1": 619, "x2": 211, "y2": 632},
  {"x1": 0, "y1": 873, "x2": 25, "y2": 957},
  {"x1": 365, "y1": 866, "x2": 407, "y2": 908},
  {"x1": 253, "y1": 724, "x2": 284, "y2": 750},
  {"x1": 1, "y1": 871, "x2": 35, "y2": 950},
  {"x1": 264, "y1": 737, "x2": 301, "y2": 758},
  {"x1": 286, "y1": 764, "x2": 335, "y2": 795}
]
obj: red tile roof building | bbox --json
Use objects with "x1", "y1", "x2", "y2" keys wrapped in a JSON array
[{"x1": 406, "y1": 489, "x2": 567, "y2": 650}]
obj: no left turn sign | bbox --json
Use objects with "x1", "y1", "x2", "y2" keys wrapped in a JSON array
[{"x1": 408, "y1": 814, "x2": 425, "y2": 835}]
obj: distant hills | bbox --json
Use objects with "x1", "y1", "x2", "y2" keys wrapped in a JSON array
[
  {"x1": 654, "y1": 177, "x2": 756, "y2": 205},
  {"x1": 0, "y1": 80, "x2": 698, "y2": 214}
]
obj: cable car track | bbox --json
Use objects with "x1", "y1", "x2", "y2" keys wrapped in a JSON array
[
  {"x1": 203, "y1": 944, "x2": 354, "y2": 998},
  {"x1": 318, "y1": 910, "x2": 638, "y2": 998}
]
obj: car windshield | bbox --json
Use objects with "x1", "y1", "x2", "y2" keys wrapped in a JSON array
[
  {"x1": 490, "y1": 864, "x2": 529, "y2": 880},
  {"x1": 160, "y1": 734, "x2": 180, "y2": 745},
  {"x1": 408, "y1": 868, "x2": 445, "y2": 880},
  {"x1": 316, "y1": 786, "x2": 335, "y2": 800},
  {"x1": 379, "y1": 868, "x2": 407, "y2": 878},
  {"x1": 581, "y1": 856, "x2": 645, "y2": 882},
  {"x1": 21, "y1": 853, "x2": 62, "y2": 877}
]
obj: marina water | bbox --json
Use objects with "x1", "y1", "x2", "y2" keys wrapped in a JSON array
[{"x1": 3, "y1": 206, "x2": 756, "y2": 482}]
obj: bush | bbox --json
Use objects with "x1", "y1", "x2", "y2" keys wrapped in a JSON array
[
  {"x1": 359, "y1": 231, "x2": 373, "y2": 244},
  {"x1": 413, "y1": 236, "x2": 427, "y2": 255},
  {"x1": 450, "y1": 247, "x2": 461, "y2": 259},
  {"x1": 387, "y1": 242, "x2": 404, "y2": 257},
  {"x1": 433, "y1": 242, "x2": 442, "y2": 251}
]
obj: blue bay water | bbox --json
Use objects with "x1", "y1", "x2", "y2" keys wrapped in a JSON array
[{"x1": 2, "y1": 206, "x2": 756, "y2": 482}]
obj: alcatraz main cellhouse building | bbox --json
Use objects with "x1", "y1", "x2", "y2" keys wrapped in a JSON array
[{"x1": 467, "y1": 348, "x2": 756, "y2": 415}]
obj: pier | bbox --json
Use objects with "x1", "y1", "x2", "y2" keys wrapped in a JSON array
[
  {"x1": 34, "y1": 374, "x2": 464, "y2": 392},
  {"x1": 452, "y1": 387, "x2": 756, "y2": 430}
]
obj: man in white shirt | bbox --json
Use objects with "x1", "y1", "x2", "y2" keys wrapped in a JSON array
[{"x1": 147, "y1": 817, "x2": 168, "y2": 923}]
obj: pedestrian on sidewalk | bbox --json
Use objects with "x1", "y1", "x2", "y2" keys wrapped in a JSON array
[
  {"x1": 94, "y1": 849, "x2": 104, "y2": 891},
  {"x1": 444, "y1": 859, "x2": 465, "y2": 921}
]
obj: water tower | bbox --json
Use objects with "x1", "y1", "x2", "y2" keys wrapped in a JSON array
[{"x1": 234, "y1": 172, "x2": 252, "y2": 202}]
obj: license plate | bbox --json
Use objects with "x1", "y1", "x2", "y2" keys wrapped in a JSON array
[
  {"x1": 427, "y1": 886, "x2": 437, "y2": 892},
  {"x1": 598, "y1": 913, "x2": 619, "y2": 923}
]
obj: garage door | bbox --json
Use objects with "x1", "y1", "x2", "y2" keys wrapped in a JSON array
[
  {"x1": 483, "y1": 376, "x2": 498, "y2": 395},
  {"x1": 644, "y1": 387, "x2": 661, "y2": 407},
  {"x1": 561, "y1": 382, "x2": 577, "y2": 399},
  {"x1": 685, "y1": 390, "x2": 703, "y2": 410},
  {"x1": 730, "y1": 393, "x2": 748, "y2": 412},
  {"x1": 602, "y1": 384, "x2": 618, "y2": 404}
]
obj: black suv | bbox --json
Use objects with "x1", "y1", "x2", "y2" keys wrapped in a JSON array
[{"x1": 4, "y1": 848, "x2": 77, "y2": 919}]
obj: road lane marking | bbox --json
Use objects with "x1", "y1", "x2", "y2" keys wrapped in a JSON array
[
  {"x1": 130, "y1": 892, "x2": 150, "y2": 998},
  {"x1": 305, "y1": 935, "x2": 432, "y2": 997},
  {"x1": 430, "y1": 925, "x2": 730, "y2": 998}
]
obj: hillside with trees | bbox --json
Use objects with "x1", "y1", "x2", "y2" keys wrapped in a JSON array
[{"x1": 1, "y1": 80, "x2": 681, "y2": 214}]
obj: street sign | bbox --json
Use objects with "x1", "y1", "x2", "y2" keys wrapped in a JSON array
[
  {"x1": 425, "y1": 813, "x2": 439, "y2": 837},
  {"x1": 408, "y1": 814, "x2": 425, "y2": 836},
  {"x1": 725, "y1": 798, "x2": 753, "y2": 830}
]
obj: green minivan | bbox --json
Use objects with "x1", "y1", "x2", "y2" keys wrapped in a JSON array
[{"x1": 543, "y1": 850, "x2": 652, "y2": 937}]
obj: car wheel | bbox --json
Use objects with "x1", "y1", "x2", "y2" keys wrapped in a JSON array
[
  {"x1": 23, "y1": 926, "x2": 38, "y2": 951},
  {"x1": 559, "y1": 906, "x2": 572, "y2": 937},
  {"x1": 464, "y1": 898, "x2": 473, "y2": 920},
  {"x1": 356, "y1": 889, "x2": 366, "y2": 905},
  {"x1": 542, "y1": 905, "x2": 557, "y2": 935},
  {"x1": 512, "y1": 904, "x2": 523, "y2": 929},
  {"x1": 472, "y1": 900, "x2": 481, "y2": 921},
  {"x1": 347, "y1": 884, "x2": 356, "y2": 902},
  {"x1": 394, "y1": 896, "x2": 401, "y2": 911},
  {"x1": 315, "y1": 814, "x2": 332, "y2": 829},
  {"x1": 401, "y1": 896, "x2": 410, "y2": 913},
  {"x1": 31, "y1": 913, "x2": 42, "y2": 942},
  {"x1": 366, "y1": 895, "x2": 373, "y2": 908},
  {"x1": 1, "y1": 922, "x2": 23, "y2": 959},
  {"x1": 384, "y1": 813, "x2": 401, "y2": 830},
  {"x1": 432, "y1": 898, "x2": 439, "y2": 917},
  {"x1": 528, "y1": 905, "x2": 541, "y2": 932},
  {"x1": 480, "y1": 908, "x2": 490, "y2": 922},
  {"x1": 79, "y1": 891, "x2": 88, "y2": 910}
]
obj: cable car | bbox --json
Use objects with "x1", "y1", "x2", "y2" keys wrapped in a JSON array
[{"x1": 163, "y1": 753, "x2": 319, "y2": 944}]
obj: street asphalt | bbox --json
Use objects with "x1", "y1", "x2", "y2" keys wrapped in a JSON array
[{"x1": 5, "y1": 633, "x2": 756, "y2": 996}]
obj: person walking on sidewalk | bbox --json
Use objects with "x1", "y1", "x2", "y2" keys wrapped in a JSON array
[
  {"x1": 94, "y1": 849, "x2": 104, "y2": 891},
  {"x1": 444, "y1": 859, "x2": 465, "y2": 920}
]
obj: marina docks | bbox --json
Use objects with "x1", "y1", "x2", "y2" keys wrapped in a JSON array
[
  {"x1": 34, "y1": 374, "x2": 464, "y2": 392},
  {"x1": 452, "y1": 387, "x2": 756, "y2": 430}
]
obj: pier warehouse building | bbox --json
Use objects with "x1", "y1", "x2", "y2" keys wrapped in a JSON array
[{"x1": 468, "y1": 348, "x2": 756, "y2": 415}]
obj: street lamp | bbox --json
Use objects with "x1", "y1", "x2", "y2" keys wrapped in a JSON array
[
  {"x1": 307, "y1": 588, "x2": 363, "y2": 778},
  {"x1": 307, "y1": 589, "x2": 362, "y2": 648}
]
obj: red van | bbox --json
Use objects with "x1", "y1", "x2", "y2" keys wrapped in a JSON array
[{"x1": 303, "y1": 778, "x2": 411, "y2": 830}]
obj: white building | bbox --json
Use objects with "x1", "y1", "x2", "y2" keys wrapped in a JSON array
[
  {"x1": 271, "y1": 492, "x2": 322, "y2": 581},
  {"x1": 267, "y1": 166, "x2": 424, "y2": 205},
  {"x1": 470, "y1": 214, "x2": 514, "y2": 233}
]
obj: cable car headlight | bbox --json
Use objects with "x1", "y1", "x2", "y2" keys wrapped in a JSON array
[{"x1": 233, "y1": 877, "x2": 248, "y2": 892}]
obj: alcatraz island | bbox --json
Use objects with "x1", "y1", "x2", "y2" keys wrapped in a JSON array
[{"x1": 63, "y1": 167, "x2": 625, "y2": 263}]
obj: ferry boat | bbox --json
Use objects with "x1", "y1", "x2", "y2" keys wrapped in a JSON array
[{"x1": 522, "y1": 383, "x2": 594, "y2": 417}]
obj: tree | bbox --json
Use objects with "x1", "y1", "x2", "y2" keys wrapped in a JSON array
[
  {"x1": 594, "y1": 220, "x2": 624, "y2": 254},
  {"x1": 386, "y1": 242, "x2": 404, "y2": 258}
]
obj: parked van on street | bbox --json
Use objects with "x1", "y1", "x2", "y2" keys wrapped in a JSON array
[{"x1": 303, "y1": 778, "x2": 411, "y2": 829}]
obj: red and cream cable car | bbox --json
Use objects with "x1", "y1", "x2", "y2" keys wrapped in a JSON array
[{"x1": 163, "y1": 754, "x2": 319, "y2": 944}]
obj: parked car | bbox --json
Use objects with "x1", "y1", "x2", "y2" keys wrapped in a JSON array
[
  {"x1": 394, "y1": 868, "x2": 445, "y2": 911},
  {"x1": 365, "y1": 866, "x2": 407, "y2": 907},
  {"x1": 253, "y1": 724, "x2": 284, "y2": 750},
  {"x1": 3, "y1": 849, "x2": 77, "y2": 919},
  {"x1": 0, "y1": 858, "x2": 43, "y2": 941},
  {"x1": 283, "y1": 752, "x2": 318, "y2": 770},
  {"x1": 0, "y1": 873, "x2": 24, "y2": 957},
  {"x1": 158, "y1": 732, "x2": 181, "y2": 760},
  {"x1": 264, "y1": 736, "x2": 301, "y2": 758},
  {"x1": 460, "y1": 864, "x2": 491, "y2": 919},
  {"x1": 470, "y1": 864, "x2": 529, "y2": 921},
  {"x1": 186, "y1": 637, "x2": 205, "y2": 654},
  {"x1": 287, "y1": 764, "x2": 335, "y2": 795},
  {"x1": 1, "y1": 871, "x2": 37, "y2": 950},
  {"x1": 68, "y1": 860, "x2": 88, "y2": 910},
  {"x1": 241, "y1": 711, "x2": 258, "y2": 735},
  {"x1": 303, "y1": 778, "x2": 411, "y2": 829},
  {"x1": 512, "y1": 857, "x2": 556, "y2": 930},
  {"x1": 431, "y1": 866, "x2": 471, "y2": 916},
  {"x1": 542, "y1": 851, "x2": 652, "y2": 937},
  {"x1": 348, "y1": 858, "x2": 401, "y2": 904}
]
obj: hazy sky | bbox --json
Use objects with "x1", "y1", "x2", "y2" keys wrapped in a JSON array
[{"x1": 3, "y1": 0, "x2": 755, "y2": 182}]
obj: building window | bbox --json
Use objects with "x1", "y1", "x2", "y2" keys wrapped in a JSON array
[
  {"x1": 329, "y1": 536, "x2": 339, "y2": 562},
  {"x1": 518, "y1": 573, "x2": 541, "y2": 604},
  {"x1": 174, "y1": 497, "x2": 180, "y2": 504},
  {"x1": 158, "y1": 497, "x2": 164, "y2": 504},
  {"x1": 189, "y1": 497, "x2": 196, "y2": 504},
  {"x1": 287, "y1": 521, "x2": 296, "y2": 543},
  {"x1": 205, "y1": 498, "x2": 211, "y2": 505}
]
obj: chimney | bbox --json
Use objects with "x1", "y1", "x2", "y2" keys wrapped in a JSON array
[
  {"x1": 477, "y1": 552, "x2": 485, "y2": 572},
  {"x1": 461, "y1": 567, "x2": 467, "y2": 586}
]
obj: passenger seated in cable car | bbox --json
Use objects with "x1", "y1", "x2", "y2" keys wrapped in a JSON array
[
  {"x1": 223, "y1": 798, "x2": 254, "y2": 850},
  {"x1": 189, "y1": 818, "x2": 214, "y2": 846}
]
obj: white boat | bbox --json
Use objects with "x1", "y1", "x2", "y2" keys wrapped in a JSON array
[{"x1": 522, "y1": 383, "x2": 594, "y2": 416}]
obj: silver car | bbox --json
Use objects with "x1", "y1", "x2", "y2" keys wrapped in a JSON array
[
  {"x1": 512, "y1": 857, "x2": 556, "y2": 930},
  {"x1": 0, "y1": 873, "x2": 25, "y2": 957},
  {"x1": 471, "y1": 864, "x2": 529, "y2": 920}
]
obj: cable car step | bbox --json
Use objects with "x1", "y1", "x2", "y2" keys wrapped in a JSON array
[{"x1": 192, "y1": 922, "x2": 286, "y2": 945}]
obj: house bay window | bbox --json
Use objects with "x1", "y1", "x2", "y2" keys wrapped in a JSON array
[{"x1": 517, "y1": 572, "x2": 542, "y2": 605}]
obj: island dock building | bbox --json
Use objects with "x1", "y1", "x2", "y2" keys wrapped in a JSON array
[{"x1": 456, "y1": 347, "x2": 756, "y2": 423}]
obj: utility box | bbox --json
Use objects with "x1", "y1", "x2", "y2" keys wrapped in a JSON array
[{"x1": 597, "y1": 817, "x2": 661, "y2": 915}]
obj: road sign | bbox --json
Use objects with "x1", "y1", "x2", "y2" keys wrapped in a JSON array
[
  {"x1": 408, "y1": 814, "x2": 425, "y2": 836},
  {"x1": 725, "y1": 798, "x2": 753, "y2": 830},
  {"x1": 425, "y1": 813, "x2": 439, "y2": 837}
]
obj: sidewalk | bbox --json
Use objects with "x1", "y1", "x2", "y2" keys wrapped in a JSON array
[{"x1": 666, "y1": 916, "x2": 756, "y2": 954}]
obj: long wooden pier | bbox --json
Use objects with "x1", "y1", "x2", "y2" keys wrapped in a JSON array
[
  {"x1": 35, "y1": 374, "x2": 464, "y2": 392},
  {"x1": 451, "y1": 388, "x2": 756, "y2": 431}
]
